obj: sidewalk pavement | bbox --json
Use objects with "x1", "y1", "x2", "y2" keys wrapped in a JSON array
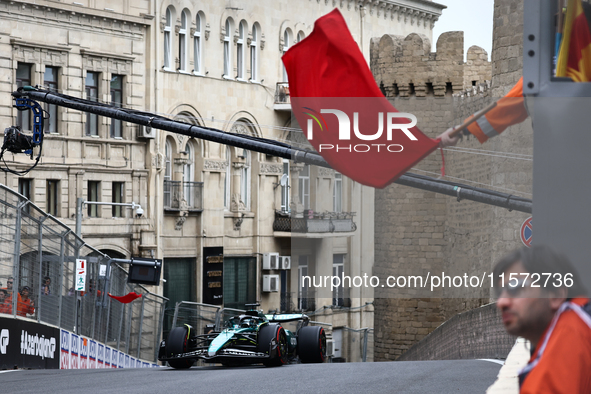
[{"x1": 486, "y1": 338, "x2": 531, "y2": 394}]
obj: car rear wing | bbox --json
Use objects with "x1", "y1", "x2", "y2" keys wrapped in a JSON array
[{"x1": 265, "y1": 313, "x2": 309, "y2": 323}]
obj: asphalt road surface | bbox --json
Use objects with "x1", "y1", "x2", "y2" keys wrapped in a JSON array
[{"x1": 0, "y1": 359, "x2": 501, "y2": 393}]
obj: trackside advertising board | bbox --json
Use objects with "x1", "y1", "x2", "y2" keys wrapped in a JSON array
[
  {"x1": 59, "y1": 329, "x2": 159, "y2": 369},
  {"x1": 0, "y1": 317, "x2": 158, "y2": 369},
  {"x1": 0, "y1": 316, "x2": 59, "y2": 369}
]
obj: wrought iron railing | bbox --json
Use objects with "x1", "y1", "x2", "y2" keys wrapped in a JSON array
[
  {"x1": 184, "y1": 181, "x2": 203, "y2": 210},
  {"x1": 273, "y1": 210, "x2": 357, "y2": 233},
  {"x1": 278, "y1": 291, "x2": 316, "y2": 313},
  {"x1": 164, "y1": 180, "x2": 203, "y2": 210},
  {"x1": 274, "y1": 82, "x2": 290, "y2": 104},
  {"x1": 163, "y1": 180, "x2": 180, "y2": 209}
]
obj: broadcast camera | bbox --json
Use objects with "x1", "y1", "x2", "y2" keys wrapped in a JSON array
[{"x1": 2, "y1": 126, "x2": 34, "y2": 154}]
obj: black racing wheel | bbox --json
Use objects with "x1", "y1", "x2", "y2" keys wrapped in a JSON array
[
  {"x1": 165, "y1": 326, "x2": 194, "y2": 369},
  {"x1": 298, "y1": 326, "x2": 326, "y2": 363},
  {"x1": 257, "y1": 324, "x2": 288, "y2": 367}
]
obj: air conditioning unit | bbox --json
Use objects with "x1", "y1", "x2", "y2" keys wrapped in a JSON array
[
  {"x1": 326, "y1": 340, "x2": 334, "y2": 358},
  {"x1": 280, "y1": 256, "x2": 291, "y2": 270},
  {"x1": 262, "y1": 253, "x2": 279, "y2": 270},
  {"x1": 262, "y1": 275, "x2": 279, "y2": 292},
  {"x1": 137, "y1": 125, "x2": 155, "y2": 139}
]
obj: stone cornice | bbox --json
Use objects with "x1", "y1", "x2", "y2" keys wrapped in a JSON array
[
  {"x1": 80, "y1": 48, "x2": 135, "y2": 62},
  {"x1": 10, "y1": 38, "x2": 71, "y2": 52},
  {"x1": 375, "y1": 0, "x2": 446, "y2": 13},
  {"x1": 2, "y1": 0, "x2": 151, "y2": 26},
  {"x1": 360, "y1": 0, "x2": 444, "y2": 25}
]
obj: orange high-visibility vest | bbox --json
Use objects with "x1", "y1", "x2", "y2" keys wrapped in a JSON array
[
  {"x1": 466, "y1": 77, "x2": 529, "y2": 143},
  {"x1": 519, "y1": 298, "x2": 591, "y2": 393}
]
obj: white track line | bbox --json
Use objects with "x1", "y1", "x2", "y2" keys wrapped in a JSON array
[{"x1": 478, "y1": 359, "x2": 505, "y2": 366}]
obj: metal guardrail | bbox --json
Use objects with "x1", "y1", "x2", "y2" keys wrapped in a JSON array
[
  {"x1": 341, "y1": 327, "x2": 374, "y2": 363},
  {"x1": 0, "y1": 183, "x2": 166, "y2": 362}
]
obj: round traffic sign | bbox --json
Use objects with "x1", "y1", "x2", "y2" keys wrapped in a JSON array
[{"x1": 520, "y1": 217, "x2": 532, "y2": 247}]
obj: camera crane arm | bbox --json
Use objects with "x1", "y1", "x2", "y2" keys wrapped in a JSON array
[
  {"x1": 7, "y1": 87, "x2": 532, "y2": 214},
  {"x1": 1, "y1": 92, "x2": 45, "y2": 175}
]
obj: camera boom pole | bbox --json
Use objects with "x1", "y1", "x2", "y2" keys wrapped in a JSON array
[{"x1": 11, "y1": 87, "x2": 532, "y2": 214}]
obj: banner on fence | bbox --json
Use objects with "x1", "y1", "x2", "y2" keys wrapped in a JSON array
[
  {"x1": 58, "y1": 328, "x2": 158, "y2": 369},
  {"x1": 0, "y1": 317, "x2": 59, "y2": 370}
]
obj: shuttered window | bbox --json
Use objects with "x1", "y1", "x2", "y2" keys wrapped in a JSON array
[{"x1": 223, "y1": 257, "x2": 256, "y2": 309}]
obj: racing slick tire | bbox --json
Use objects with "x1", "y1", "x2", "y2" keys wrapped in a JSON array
[
  {"x1": 257, "y1": 324, "x2": 288, "y2": 367},
  {"x1": 298, "y1": 326, "x2": 327, "y2": 363},
  {"x1": 165, "y1": 326, "x2": 194, "y2": 369}
]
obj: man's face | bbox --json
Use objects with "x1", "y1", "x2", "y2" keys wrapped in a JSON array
[
  {"x1": 495, "y1": 261, "x2": 565, "y2": 345},
  {"x1": 21, "y1": 288, "x2": 29, "y2": 298},
  {"x1": 0, "y1": 292, "x2": 5, "y2": 302},
  {"x1": 6, "y1": 280, "x2": 12, "y2": 289}
]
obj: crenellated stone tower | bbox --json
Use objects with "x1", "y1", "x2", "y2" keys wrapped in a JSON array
[
  {"x1": 371, "y1": 2, "x2": 531, "y2": 361},
  {"x1": 371, "y1": 31, "x2": 491, "y2": 99}
]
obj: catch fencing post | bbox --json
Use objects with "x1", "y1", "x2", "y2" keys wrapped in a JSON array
[{"x1": 137, "y1": 295, "x2": 145, "y2": 359}]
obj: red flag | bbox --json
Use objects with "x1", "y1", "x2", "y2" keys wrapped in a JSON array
[
  {"x1": 556, "y1": 0, "x2": 591, "y2": 82},
  {"x1": 108, "y1": 292, "x2": 142, "y2": 304},
  {"x1": 282, "y1": 9, "x2": 439, "y2": 188}
]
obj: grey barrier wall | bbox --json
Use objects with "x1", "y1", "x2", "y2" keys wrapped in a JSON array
[
  {"x1": 0, "y1": 184, "x2": 166, "y2": 366},
  {"x1": 397, "y1": 302, "x2": 515, "y2": 361}
]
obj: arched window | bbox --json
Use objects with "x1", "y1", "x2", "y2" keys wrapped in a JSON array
[
  {"x1": 240, "y1": 149, "x2": 251, "y2": 210},
  {"x1": 237, "y1": 21, "x2": 246, "y2": 79},
  {"x1": 183, "y1": 143, "x2": 195, "y2": 207},
  {"x1": 164, "y1": 139, "x2": 172, "y2": 208},
  {"x1": 250, "y1": 24, "x2": 259, "y2": 81},
  {"x1": 179, "y1": 10, "x2": 189, "y2": 71},
  {"x1": 223, "y1": 18, "x2": 233, "y2": 78},
  {"x1": 224, "y1": 147, "x2": 231, "y2": 209},
  {"x1": 164, "y1": 7, "x2": 173, "y2": 69},
  {"x1": 282, "y1": 29, "x2": 293, "y2": 82},
  {"x1": 194, "y1": 12, "x2": 204, "y2": 74},
  {"x1": 297, "y1": 31, "x2": 305, "y2": 43}
]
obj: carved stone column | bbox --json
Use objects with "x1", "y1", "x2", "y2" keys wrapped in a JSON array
[
  {"x1": 231, "y1": 161, "x2": 246, "y2": 212},
  {"x1": 173, "y1": 154, "x2": 189, "y2": 229}
]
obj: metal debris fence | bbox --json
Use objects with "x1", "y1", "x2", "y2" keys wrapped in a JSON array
[{"x1": 0, "y1": 184, "x2": 166, "y2": 362}]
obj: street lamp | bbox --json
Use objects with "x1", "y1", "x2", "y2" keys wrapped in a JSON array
[{"x1": 75, "y1": 197, "x2": 144, "y2": 237}]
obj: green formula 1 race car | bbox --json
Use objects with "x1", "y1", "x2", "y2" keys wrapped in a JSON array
[{"x1": 158, "y1": 304, "x2": 326, "y2": 368}]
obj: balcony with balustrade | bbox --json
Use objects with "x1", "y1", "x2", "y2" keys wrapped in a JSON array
[
  {"x1": 273, "y1": 82, "x2": 291, "y2": 111},
  {"x1": 273, "y1": 209, "x2": 357, "y2": 238},
  {"x1": 163, "y1": 180, "x2": 204, "y2": 212}
]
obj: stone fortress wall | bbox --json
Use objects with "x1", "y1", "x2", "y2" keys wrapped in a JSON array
[{"x1": 371, "y1": 0, "x2": 531, "y2": 361}]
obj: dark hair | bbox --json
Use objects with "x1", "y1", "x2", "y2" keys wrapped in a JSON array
[
  {"x1": 0, "y1": 289, "x2": 7, "y2": 295},
  {"x1": 493, "y1": 245, "x2": 587, "y2": 298},
  {"x1": 44, "y1": 276, "x2": 50, "y2": 281}
]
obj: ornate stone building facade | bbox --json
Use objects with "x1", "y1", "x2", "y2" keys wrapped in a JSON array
[{"x1": 0, "y1": 0, "x2": 446, "y2": 362}]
